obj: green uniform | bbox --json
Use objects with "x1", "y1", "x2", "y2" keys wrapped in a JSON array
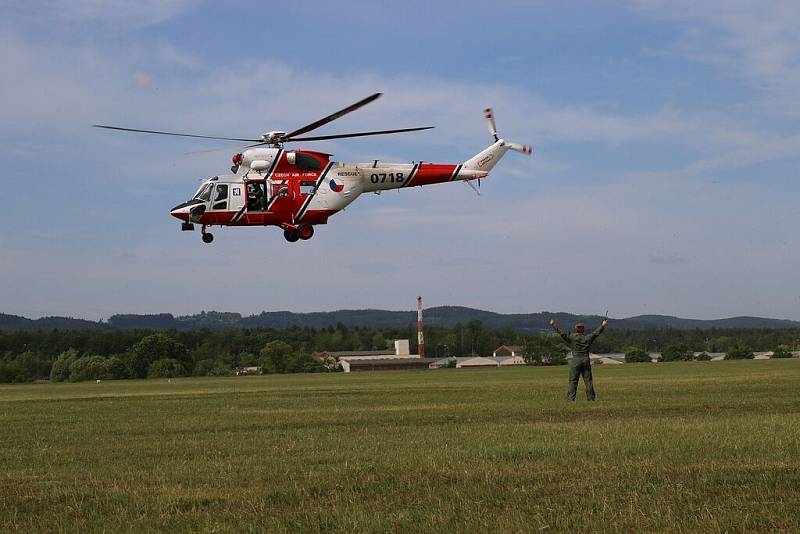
[{"x1": 552, "y1": 324, "x2": 606, "y2": 401}]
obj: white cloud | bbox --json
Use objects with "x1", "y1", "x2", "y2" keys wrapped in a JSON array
[
  {"x1": 0, "y1": 28, "x2": 766, "y2": 165},
  {"x1": 4, "y1": 0, "x2": 201, "y2": 32},
  {"x1": 630, "y1": 0, "x2": 800, "y2": 115},
  {"x1": 685, "y1": 135, "x2": 800, "y2": 175}
]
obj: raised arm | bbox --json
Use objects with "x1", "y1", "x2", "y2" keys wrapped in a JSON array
[
  {"x1": 549, "y1": 319, "x2": 571, "y2": 344},
  {"x1": 589, "y1": 319, "x2": 609, "y2": 342}
]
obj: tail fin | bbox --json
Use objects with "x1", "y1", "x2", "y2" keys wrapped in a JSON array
[{"x1": 462, "y1": 108, "x2": 532, "y2": 173}]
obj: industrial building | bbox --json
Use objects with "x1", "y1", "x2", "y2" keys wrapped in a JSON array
[
  {"x1": 429, "y1": 356, "x2": 526, "y2": 369},
  {"x1": 313, "y1": 339, "x2": 426, "y2": 372}
]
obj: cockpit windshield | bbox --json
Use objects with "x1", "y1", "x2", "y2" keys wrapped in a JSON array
[{"x1": 193, "y1": 183, "x2": 213, "y2": 202}]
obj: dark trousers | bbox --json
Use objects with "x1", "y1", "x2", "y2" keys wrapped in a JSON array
[{"x1": 567, "y1": 356, "x2": 595, "y2": 401}]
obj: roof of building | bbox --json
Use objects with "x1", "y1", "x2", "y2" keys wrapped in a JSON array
[
  {"x1": 495, "y1": 345, "x2": 523, "y2": 352},
  {"x1": 313, "y1": 350, "x2": 392, "y2": 358}
]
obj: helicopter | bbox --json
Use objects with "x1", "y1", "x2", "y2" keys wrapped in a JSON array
[{"x1": 94, "y1": 93, "x2": 532, "y2": 243}]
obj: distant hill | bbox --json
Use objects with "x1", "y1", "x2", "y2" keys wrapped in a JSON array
[
  {"x1": 1, "y1": 308, "x2": 799, "y2": 332},
  {"x1": 0, "y1": 313, "x2": 108, "y2": 332},
  {"x1": 617, "y1": 314, "x2": 800, "y2": 330}
]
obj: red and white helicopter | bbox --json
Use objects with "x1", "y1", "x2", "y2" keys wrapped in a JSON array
[{"x1": 95, "y1": 93, "x2": 531, "y2": 243}]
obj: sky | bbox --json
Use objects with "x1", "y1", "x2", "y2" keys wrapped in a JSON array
[{"x1": 1, "y1": 0, "x2": 799, "y2": 321}]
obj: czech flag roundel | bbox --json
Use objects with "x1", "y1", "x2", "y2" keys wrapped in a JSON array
[{"x1": 329, "y1": 178, "x2": 344, "y2": 192}]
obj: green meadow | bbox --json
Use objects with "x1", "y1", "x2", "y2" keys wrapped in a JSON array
[{"x1": 2, "y1": 360, "x2": 800, "y2": 532}]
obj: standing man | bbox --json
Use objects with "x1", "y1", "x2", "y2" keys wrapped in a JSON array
[{"x1": 549, "y1": 318, "x2": 609, "y2": 401}]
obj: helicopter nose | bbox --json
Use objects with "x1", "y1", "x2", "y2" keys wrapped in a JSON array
[
  {"x1": 170, "y1": 203, "x2": 191, "y2": 221},
  {"x1": 170, "y1": 209, "x2": 189, "y2": 221}
]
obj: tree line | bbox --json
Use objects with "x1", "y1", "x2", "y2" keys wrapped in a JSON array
[{"x1": 0, "y1": 322, "x2": 798, "y2": 383}]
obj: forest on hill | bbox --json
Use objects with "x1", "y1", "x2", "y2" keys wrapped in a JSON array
[{"x1": 3, "y1": 307, "x2": 800, "y2": 332}]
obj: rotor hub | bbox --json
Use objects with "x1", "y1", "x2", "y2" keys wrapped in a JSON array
[{"x1": 261, "y1": 131, "x2": 287, "y2": 145}]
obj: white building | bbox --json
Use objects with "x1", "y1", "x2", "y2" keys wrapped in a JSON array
[{"x1": 314, "y1": 339, "x2": 422, "y2": 372}]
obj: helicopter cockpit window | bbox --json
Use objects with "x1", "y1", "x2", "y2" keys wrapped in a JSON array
[
  {"x1": 193, "y1": 183, "x2": 213, "y2": 202},
  {"x1": 295, "y1": 153, "x2": 321, "y2": 170},
  {"x1": 212, "y1": 184, "x2": 228, "y2": 210}
]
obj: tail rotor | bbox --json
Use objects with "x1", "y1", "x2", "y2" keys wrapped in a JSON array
[
  {"x1": 483, "y1": 108, "x2": 532, "y2": 155},
  {"x1": 465, "y1": 107, "x2": 533, "y2": 173}
]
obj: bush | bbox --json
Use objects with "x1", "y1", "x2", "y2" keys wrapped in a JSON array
[
  {"x1": 694, "y1": 352, "x2": 711, "y2": 361},
  {"x1": 725, "y1": 342, "x2": 754, "y2": 360},
  {"x1": 0, "y1": 359, "x2": 33, "y2": 383},
  {"x1": 661, "y1": 344, "x2": 693, "y2": 362},
  {"x1": 544, "y1": 352, "x2": 568, "y2": 366},
  {"x1": 286, "y1": 354, "x2": 326, "y2": 373},
  {"x1": 625, "y1": 348, "x2": 651, "y2": 363},
  {"x1": 523, "y1": 336, "x2": 568, "y2": 366},
  {"x1": 772, "y1": 346, "x2": 793, "y2": 359},
  {"x1": 104, "y1": 356, "x2": 128, "y2": 379},
  {"x1": 68, "y1": 355, "x2": 109, "y2": 382},
  {"x1": 259, "y1": 341, "x2": 295, "y2": 373},
  {"x1": 126, "y1": 334, "x2": 187, "y2": 379},
  {"x1": 16, "y1": 351, "x2": 51, "y2": 380},
  {"x1": 194, "y1": 359, "x2": 231, "y2": 376},
  {"x1": 49, "y1": 358, "x2": 70, "y2": 382},
  {"x1": 147, "y1": 358, "x2": 185, "y2": 378},
  {"x1": 50, "y1": 348, "x2": 80, "y2": 382}
]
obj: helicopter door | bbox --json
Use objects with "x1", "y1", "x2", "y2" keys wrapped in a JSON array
[{"x1": 246, "y1": 181, "x2": 267, "y2": 211}]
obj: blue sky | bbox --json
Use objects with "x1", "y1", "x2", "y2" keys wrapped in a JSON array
[{"x1": 1, "y1": 0, "x2": 799, "y2": 320}]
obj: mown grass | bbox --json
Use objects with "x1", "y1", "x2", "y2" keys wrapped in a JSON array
[{"x1": 1, "y1": 360, "x2": 800, "y2": 532}]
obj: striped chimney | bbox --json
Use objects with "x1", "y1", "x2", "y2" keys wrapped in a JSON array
[{"x1": 417, "y1": 296, "x2": 426, "y2": 358}]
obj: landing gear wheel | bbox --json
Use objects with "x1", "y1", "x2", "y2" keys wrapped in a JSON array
[
  {"x1": 298, "y1": 224, "x2": 314, "y2": 240},
  {"x1": 202, "y1": 232, "x2": 214, "y2": 244},
  {"x1": 283, "y1": 228, "x2": 299, "y2": 242}
]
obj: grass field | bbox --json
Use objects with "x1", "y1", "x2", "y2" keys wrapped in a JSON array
[{"x1": 2, "y1": 360, "x2": 800, "y2": 533}]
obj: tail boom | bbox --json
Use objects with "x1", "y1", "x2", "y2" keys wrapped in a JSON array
[{"x1": 463, "y1": 139, "x2": 532, "y2": 174}]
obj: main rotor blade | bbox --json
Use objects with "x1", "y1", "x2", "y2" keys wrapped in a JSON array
[
  {"x1": 93, "y1": 124, "x2": 259, "y2": 142},
  {"x1": 184, "y1": 144, "x2": 253, "y2": 155},
  {"x1": 287, "y1": 126, "x2": 434, "y2": 142},
  {"x1": 283, "y1": 93, "x2": 382, "y2": 139}
]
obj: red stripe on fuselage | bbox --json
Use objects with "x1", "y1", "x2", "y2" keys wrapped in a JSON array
[
  {"x1": 196, "y1": 209, "x2": 337, "y2": 226},
  {"x1": 407, "y1": 163, "x2": 458, "y2": 187}
]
